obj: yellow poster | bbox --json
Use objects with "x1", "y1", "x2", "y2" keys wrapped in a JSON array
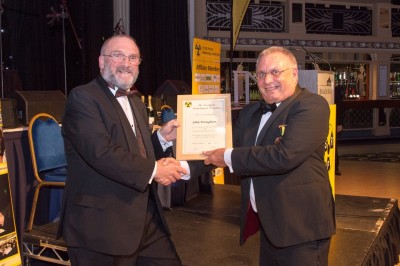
[
  {"x1": 232, "y1": 0, "x2": 250, "y2": 50},
  {"x1": 0, "y1": 163, "x2": 22, "y2": 265},
  {"x1": 192, "y1": 38, "x2": 225, "y2": 184},
  {"x1": 192, "y1": 38, "x2": 221, "y2": 95}
]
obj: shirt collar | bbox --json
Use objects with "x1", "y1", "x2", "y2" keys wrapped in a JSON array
[{"x1": 109, "y1": 86, "x2": 118, "y2": 97}]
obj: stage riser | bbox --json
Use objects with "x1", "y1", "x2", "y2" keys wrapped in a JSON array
[{"x1": 22, "y1": 185, "x2": 400, "y2": 266}]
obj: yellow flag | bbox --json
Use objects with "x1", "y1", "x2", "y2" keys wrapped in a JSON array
[{"x1": 232, "y1": 0, "x2": 250, "y2": 50}]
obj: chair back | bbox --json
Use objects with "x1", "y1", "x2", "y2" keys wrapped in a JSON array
[{"x1": 28, "y1": 113, "x2": 67, "y2": 176}]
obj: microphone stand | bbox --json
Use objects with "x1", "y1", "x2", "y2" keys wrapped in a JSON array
[
  {"x1": 61, "y1": 4, "x2": 67, "y2": 96},
  {"x1": 47, "y1": 0, "x2": 82, "y2": 96}
]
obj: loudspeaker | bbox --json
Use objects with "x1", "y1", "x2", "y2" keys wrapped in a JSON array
[
  {"x1": 15, "y1": 91, "x2": 67, "y2": 126},
  {"x1": 0, "y1": 98, "x2": 18, "y2": 128},
  {"x1": 154, "y1": 80, "x2": 191, "y2": 111}
]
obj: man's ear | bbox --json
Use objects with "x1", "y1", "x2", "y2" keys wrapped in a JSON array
[{"x1": 99, "y1": 55, "x2": 105, "y2": 70}]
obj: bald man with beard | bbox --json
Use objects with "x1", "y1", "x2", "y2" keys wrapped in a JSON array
[{"x1": 60, "y1": 35, "x2": 188, "y2": 266}]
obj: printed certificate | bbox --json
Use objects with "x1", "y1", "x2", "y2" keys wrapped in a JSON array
[{"x1": 176, "y1": 94, "x2": 232, "y2": 160}]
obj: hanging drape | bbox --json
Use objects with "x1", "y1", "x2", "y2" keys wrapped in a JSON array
[
  {"x1": 3, "y1": 0, "x2": 191, "y2": 96},
  {"x1": 130, "y1": 0, "x2": 191, "y2": 95},
  {"x1": 3, "y1": 0, "x2": 112, "y2": 94}
]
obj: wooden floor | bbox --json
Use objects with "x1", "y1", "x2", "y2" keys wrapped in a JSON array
[
  {"x1": 336, "y1": 139, "x2": 400, "y2": 266},
  {"x1": 168, "y1": 139, "x2": 400, "y2": 266},
  {"x1": 23, "y1": 139, "x2": 400, "y2": 266},
  {"x1": 336, "y1": 139, "x2": 400, "y2": 200}
]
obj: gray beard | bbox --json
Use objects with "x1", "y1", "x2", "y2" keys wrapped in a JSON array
[{"x1": 102, "y1": 67, "x2": 139, "y2": 90}]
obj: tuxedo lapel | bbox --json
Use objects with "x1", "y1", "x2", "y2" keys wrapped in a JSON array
[
  {"x1": 255, "y1": 86, "x2": 303, "y2": 145},
  {"x1": 96, "y1": 77, "x2": 138, "y2": 153},
  {"x1": 96, "y1": 76, "x2": 150, "y2": 156},
  {"x1": 255, "y1": 109, "x2": 279, "y2": 146},
  {"x1": 244, "y1": 107, "x2": 263, "y2": 147}
]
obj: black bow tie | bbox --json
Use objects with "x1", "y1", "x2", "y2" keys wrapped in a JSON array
[
  {"x1": 115, "y1": 88, "x2": 136, "y2": 98},
  {"x1": 105, "y1": 79, "x2": 137, "y2": 98},
  {"x1": 260, "y1": 101, "x2": 277, "y2": 114}
]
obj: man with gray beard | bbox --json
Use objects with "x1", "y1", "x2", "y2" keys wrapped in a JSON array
[{"x1": 60, "y1": 35, "x2": 187, "y2": 266}]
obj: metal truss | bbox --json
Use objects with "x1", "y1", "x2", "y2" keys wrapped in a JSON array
[{"x1": 22, "y1": 240, "x2": 70, "y2": 265}]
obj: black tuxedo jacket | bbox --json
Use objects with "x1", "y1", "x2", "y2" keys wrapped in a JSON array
[
  {"x1": 60, "y1": 76, "x2": 168, "y2": 255},
  {"x1": 232, "y1": 86, "x2": 336, "y2": 247}
]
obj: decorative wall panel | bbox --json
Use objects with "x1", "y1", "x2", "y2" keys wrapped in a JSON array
[
  {"x1": 305, "y1": 5, "x2": 372, "y2": 35},
  {"x1": 206, "y1": 1, "x2": 285, "y2": 32},
  {"x1": 392, "y1": 9, "x2": 400, "y2": 37}
]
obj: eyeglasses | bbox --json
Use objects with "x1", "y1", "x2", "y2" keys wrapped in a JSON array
[
  {"x1": 102, "y1": 53, "x2": 142, "y2": 65},
  {"x1": 256, "y1": 68, "x2": 293, "y2": 80}
]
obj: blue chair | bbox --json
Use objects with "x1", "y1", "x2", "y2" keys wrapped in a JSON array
[{"x1": 27, "y1": 113, "x2": 67, "y2": 231}]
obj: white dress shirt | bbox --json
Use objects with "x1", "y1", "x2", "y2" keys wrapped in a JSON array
[
  {"x1": 110, "y1": 87, "x2": 190, "y2": 182},
  {"x1": 224, "y1": 103, "x2": 280, "y2": 212}
]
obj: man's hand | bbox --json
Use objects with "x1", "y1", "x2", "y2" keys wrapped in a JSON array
[
  {"x1": 154, "y1": 157, "x2": 187, "y2": 186},
  {"x1": 202, "y1": 148, "x2": 227, "y2": 167},
  {"x1": 0, "y1": 212, "x2": 4, "y2": 227},
  {"x1": 159, "y1": 119, "x2": 179, "y2": 142}
]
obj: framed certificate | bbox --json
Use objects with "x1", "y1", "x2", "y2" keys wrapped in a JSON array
[{"x1": 176, "y1": 94, "x2": 232, "y2": 160}]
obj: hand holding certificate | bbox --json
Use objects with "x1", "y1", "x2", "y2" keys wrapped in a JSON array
[{"x1": 176, "y1": 94, "x2": 232, "y2": 160}]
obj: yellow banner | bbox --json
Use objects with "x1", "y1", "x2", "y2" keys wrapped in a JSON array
[
  {"x1": 192, "y1": 38, "x2": 221, "y2": 95},
  {"x1": 191, "y1": 38, "x2": 225, "y2": 184},
  {"x1": 232, "y1": 0, "x2": 250, "y2": 50}
]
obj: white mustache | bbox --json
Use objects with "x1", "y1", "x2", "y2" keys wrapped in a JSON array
[{"x1": 116, "y1": 66, "x2": 133, "y2": 74}]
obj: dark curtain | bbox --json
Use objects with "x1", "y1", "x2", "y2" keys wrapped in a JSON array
[
  {"x1": 3, "y1": 0, "x2": 113, "y2": 96},
  {"x1": 2, "y1": 0, "x2": 190, "y2": 97},
  {"x1": 130, "y1": 0, "x2": 192, "y2": 96}
]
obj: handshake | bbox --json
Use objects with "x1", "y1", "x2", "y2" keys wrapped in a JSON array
[
  {"x1": 153, "y1": 148, "x2": 228, "y2": 187},
  {"x1": 154, "y1": 157, "x2": 187, "y2": 186},
  {"x1": 153, "y1": 119, "x2": 187, "y2": 186},
  {"x1": 154, "y1": 119, "x2": 228, "y2": 186}
]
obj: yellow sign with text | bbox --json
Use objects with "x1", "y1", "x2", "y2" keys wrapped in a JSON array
[
  {"x1": 192, "y1": 38, "x2": 221, "y2": 95},
  {"x1": 192, "y1": 38, "x2": 225, "y2": 184}
]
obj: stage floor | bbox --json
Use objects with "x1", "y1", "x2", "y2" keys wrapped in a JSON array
[
  {"x1": 23, "y1": 184, "x2": 400, "y2": 266},
  {"x1": 165, "y1": 184, "x2": 400, "y2": 266}
]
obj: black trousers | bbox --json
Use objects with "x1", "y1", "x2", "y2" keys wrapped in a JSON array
[
  {"x1": 67, "y1": 194, "x2": 181, "y2": 266},
  {"x1": 259, "y1": 227, "x2": 331, "y2": 266}
]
